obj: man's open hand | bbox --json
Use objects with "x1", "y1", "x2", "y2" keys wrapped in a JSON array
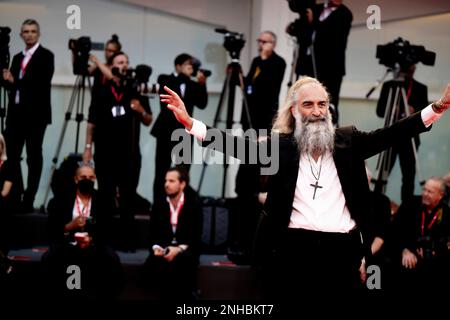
[{"x1": 160, "y1": 86, "x2": 193, "y2": 130}]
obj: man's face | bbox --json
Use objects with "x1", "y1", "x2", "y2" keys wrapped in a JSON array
[
  {"x1": 20, "y1": 24, "x2": 40, "y2": 48},
  {"x1": 291, "y1": 83, "x2": 330, "y2": 121},
  {"x1": 165, "y1": 171, "x2": 186, "y2": 197},
  {"x1": 257, "y1": 32, "x2": 275, "y2": 54},
  {"x1": 421, "y1": 179, "x2": 444, "y2": 209},
  {"x1": 176, "y1": 60, "x2": 193, "y2": 78},
  {"x1": 74, "y1": 166, "x2": 96, "y2": 184},
  {"x1": 112, "y1": 54, "x2": 129, "y2": 75}
]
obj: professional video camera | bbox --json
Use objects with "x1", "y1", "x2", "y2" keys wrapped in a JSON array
[
  {"x1": 191, "y1": 57, "x2": 212, "y2": 78},
  {"x1": 112, "y1": 64, "x2": 152, "y2": 93},
  {"x1": 215, "y1": 28, "x2": 245, "y2": 60},
  {"x1": 68, "y1": 36, "x2": 105, "y2": 75},
  {"x1": 0, "y1": 26, "x2": 11, "y2": 71},
  {"x1": 376, "y1": 37, "x2": 436, "y2": 72},
  {"x1": 285, "y1": 0, "x2": 316, "y2": 37}
]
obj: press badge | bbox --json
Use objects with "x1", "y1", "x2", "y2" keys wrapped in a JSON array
[{"x1": 112, "y1": 105, "x2": 126, "y2": 117}]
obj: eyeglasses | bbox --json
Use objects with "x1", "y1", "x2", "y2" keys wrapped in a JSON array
[{"x1": 256, "y1": 39, "x2": 273, "y2": 44}]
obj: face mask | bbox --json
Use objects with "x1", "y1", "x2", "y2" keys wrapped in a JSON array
[{"x1": 78, "y1": 179, "x2": 94, "y2": 195}]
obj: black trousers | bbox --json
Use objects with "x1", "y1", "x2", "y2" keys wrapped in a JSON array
[
  {"x1": 4, "y1": 121, "x2": 47, "y2": 207},
  {"x1": 142, "y1": 251, "x2": 198, "y2": 299},
  {"x1": 267, "y1": 228, "x2": 363, "y2": 298},
  {"x1": 42, "y1": 244, "x2": 124, "y2": 299}
]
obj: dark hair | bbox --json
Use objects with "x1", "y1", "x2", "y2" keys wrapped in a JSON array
[
  {"x1": 174, "y1": 53, "x2": 192, "y2": 67},
  {"x1": 21, "y1": 19, "x2": 40, "y2": 32},
  {"x1": 167, "y1": 166, "x2": 190, "y2": 185},
  {"x1": 106, "y1": 34, "x2": 122, "y2": 51},
  {"x1": 107, "y1": 51, "x2": 127, "y2": 66}
]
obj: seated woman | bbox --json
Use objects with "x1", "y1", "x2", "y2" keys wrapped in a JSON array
[{"x1": 42, "y1": 164, "x2": 124, "y2": 299}]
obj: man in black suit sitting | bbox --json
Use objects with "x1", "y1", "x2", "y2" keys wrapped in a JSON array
[
  {"x1": 142, "y1": 166, "x2": 202, "y2": 299},
  {"x1": 2, "y1": 19, "x2": 54, "y2": 212}
]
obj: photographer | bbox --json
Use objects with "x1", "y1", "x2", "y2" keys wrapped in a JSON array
[
  {"x1": 393, "y1": 177, "x2": 450, "y2": 290},
  {"x1": 83, "y1": 51, "x2": 152, "y2": 251},
  {"x1": 151, "y1": 53, "x2": 208, "y2": 203},
  {"x1": 2, "y1": 19, "x2": 54, "y2": 213},
  {"x1": 89, "y1": 34, "x2": 121, "y2": 85},
  {"x1": 376, "y1": 64, "x2": 429, "y2": 202},
  {"x1": 288, "y1": 0, "x2": 352, "y2": 126}
]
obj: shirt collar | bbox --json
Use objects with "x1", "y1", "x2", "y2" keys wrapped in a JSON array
[{"x1": 23, "y1": 42, "x2": 40, "y2": 56}]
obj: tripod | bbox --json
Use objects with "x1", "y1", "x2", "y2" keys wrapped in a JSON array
[
  {"x1": 0, "y1": 85, "x2": 6, "y2": 133},
  {"x1": 197, "y1": 60, "x2": 252, "y2": 198},
  {"x1": 372, "y1": 74, "x2": 423, "y2": 195},
  {"x1": 40, "y1": 73, "x2": 92, "y2": 210}
]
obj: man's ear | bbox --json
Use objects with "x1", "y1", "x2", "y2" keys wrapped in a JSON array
[{"x1": 290, "y1": 106, "x2": 295, "y2": 116}]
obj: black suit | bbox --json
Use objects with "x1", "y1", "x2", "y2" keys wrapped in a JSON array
[
  {"x1": 375, "y1": 79, "x2": 429, "y2": 200},
  {"x1": 295, "y1": 3, "x2": 352, "y2": 124},
  {"x1": 242, "y1": 52, "x2": 286, "y2": 131},
  {"x1": 3, "y1": 44, "x2": 54, "y2": 209},
  {"x1": 200, "y1": 111, "x2": 430, "y2": 292},
  {"x1": 151, "y1": 74, "x2": 207, "y2": 202},
  {"x1": 44, "y1": 190, "x2": 123, "y2": 299},
  {"x1": 142, "y1": 187, "x2": 203, "y2": 298}
]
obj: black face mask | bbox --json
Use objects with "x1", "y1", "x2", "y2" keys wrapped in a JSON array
[{"x1": 78, "y1": 179, "x2": 95, "y2": 195}]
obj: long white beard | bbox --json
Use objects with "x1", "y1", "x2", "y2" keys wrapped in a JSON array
[{"x1": 293, "y1": 109, "x2": 335, "y2": 156}]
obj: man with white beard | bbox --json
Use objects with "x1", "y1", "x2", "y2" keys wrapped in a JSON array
[{"x1": 160, "y1": 77, "x2": 450, "y2": 295}]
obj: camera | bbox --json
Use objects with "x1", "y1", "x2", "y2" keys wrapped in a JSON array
[
  {"x1": 286, "y1": 0, "x2": 316, "y2": 38},
  {"x1": 376, "y1": 37, "x2": 436, "y2": 72},
  {"x1": 191, "y1": 57, "x2": 212, "y2": 78},
  {"x1": 0, "y1": 26, "x2": 11, "y2": 71},
  {"x1": 287, "y1": 0, "x2": 316, "y2": 14},
  {"x1": 112, "y1": 64, "x2": 152, "y2": 93},
  {"x1": 215, "y1": 28, "x2": 246, "y2": 60},
  {"x1": 68, "y1": 36, "x2": 105, "y2": 75}
]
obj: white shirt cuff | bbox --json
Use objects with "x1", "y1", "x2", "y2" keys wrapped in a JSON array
[
  {"x1": 421, "y1": 104, "x2": 443, "y2": 128},
  {"x1": 152, "y1": 244, "x2": 163, "y2": 251},
  {"x1": 186, "y1": 118, "x2": 207, "y2": 141}
]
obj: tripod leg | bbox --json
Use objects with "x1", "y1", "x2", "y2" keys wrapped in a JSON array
[
  {"x1": 400, "y1": 87, "x2": 424, "y2": 187},
  {"x1": 197, "y1": 69, "x2": 231, "y2": 193},
  {"x1": 40, "y1": 76, "x2": 81, "y2": 210}
]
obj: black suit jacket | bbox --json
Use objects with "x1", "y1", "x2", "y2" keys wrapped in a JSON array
[
  {"x1": 149, "y1": 188, "x2": 203, "y2": 255},
  {"x1": 201, "y1": 111, "x2": 430, "y2": 253},
  {"x1": 5, "y1": 45, "x2": 54, "y2": 126},
  {"x1": 47, "y1": 191, "x2": 110, "y2": 247},
  {"x1": 297, "y1": 3, "x2": 352, "y2": 78},
  {"x1": 151, "y1": 74, "x2": 207, "y2": 139},
  {"x1": 243, "y1": 52, "x2": 286, "y2": 131}
]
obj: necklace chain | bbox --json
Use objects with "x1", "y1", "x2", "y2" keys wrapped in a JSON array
[{"x1": 307, "y1": 154, "x2": 322, "y2": 181}]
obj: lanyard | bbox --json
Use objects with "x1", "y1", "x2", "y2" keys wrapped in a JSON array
[
  {"x1": 168, "y1": 193, "x2": 185, "y2": 233},
  {"x1": 421, "y1": 208, "x2": 441, "y2": 237},
  {"x1": 75, "y1": 195, "x2": 91, "y2": 218},
  {"x1": 20, "y1": 52, "x2": 32, "y2": 78},
  {"x1": 110, "y1": 85, "x2": 124, "y2": 104}
]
